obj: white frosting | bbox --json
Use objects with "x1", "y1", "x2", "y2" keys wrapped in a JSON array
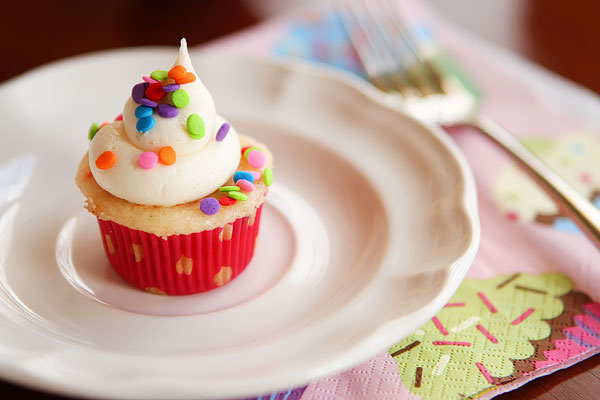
[{"x1": 89, "y1": 39, "x2": 241, "y2": 206}]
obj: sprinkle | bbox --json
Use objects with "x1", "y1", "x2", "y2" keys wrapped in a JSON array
[
  {"x1": 511, "y1": 308, "x2": 535, "y2": 325},
  {"x1": 234, "y1": 171, "x2": 255, "y2": 184},
  {"x1": 433, "y1": 355, "x2": 450, "y2": 376},
  {"x1": 243, "y1": 146, "x2": 262, "y2": 158},
  {"x1": 200, "y1": 198, "x2": 220, "y2": 215},
  {"x1": 476, "y1": 324, "x2": 498, "y2": 343},
  {"x1": 220, "y1": 186, "x2": 240, "y2": 192},
  {"x1": 98, "y1": 122, "x2": 109, "y2": 130},
  {"x1": 247, "y1": 149, "x2": 266, "y2": 168},
  {"x1": 114, "y1": 114, "x2": 123, "y2": 121},
  {"x1": 134, "y1": 105, "x2": 153, "y2": 118},
  {"x1": 390, "y1": 341, "x2": 420, "y2": 357},
  {"x1": 143, "y1": 75, "x2": 159, "y2": 84},
  {"x1": 131, "y1": 82, "x2": 148, "y2": 104},
  {"x1": 240, "y1": 146, "x2": 251, "y2": 156},
  {"x1": 158, "y1": 146, "x2": 176, "y2": 165},
  {"x1": 168, "y1": 65, "x2": 196, "y2": 84},
  {"x1": 431, "y1": 316, "x2": 448, "y2": 335},
  {"x1": 515, "y1": 285, "x2": 547, "y2": 295},
  {"x1": 219, "y1": 196, "x2": 237, "y2": 206},
  {"x1": 162, "y1": 83, "x2": 180, "y2": 92},
  {"x1": 432, "y1": 341, "x2": 472, "y2": 346},
  {"x1": 136, "y1": 116, "x2": 155, "y2": 133},
  {"x1": 145, "y1": 82, "x2": 165, "y2": 101},
  {"x1": 450, "y1": 316, "x2": 481, "y2": 333},
  {"x1": 497, "y1": 273, "x2": 520, "y2": 288},
  {"x1": 477, "y1": 292, "x2": 497, "y2": 313},
  {"x1": 95, "y1": 151, "x2": 116, "y2": 169},
  {"x1": 157, "y1": 103, "x2": 178, "y2": 118},
  {"x1": 186, "y1": 114, "x2": 205, "y2": 139},
  {"x1": 88, "y1": 122, "x2": 99, "y2": 140},
  {"x1": 264, "y1": 167, "x2": 273, "y2": 186},
  {"x1": 227, "y1": 191, "x2": 248, "y2": 201},
  {"x1": 140, "y1": 98, "x2": 158, "y2": 108},
  {"x1": 236, "y1": 179, "x2": 254, "y2": 192},
  {"x1": 415, "y1": 367, "x2": 423, "y2": 388},
  {"x1": 172, "y1": 89, "x2": 190, "y2": 108},
  {"x1": 216, "y1": 123, "x2": 230, "y2": 141},
  {"x1": 150, "y1": 70, "x2": 168, "y2": 81},
  {"x1": 445, "y1": 302, "x2": 466, "y2": 307},
  {"x1": 475, "y1": 362, "x2": 494, "y2": 384},
  {"x1": 138, "y1": 152, "x2": 158, "y2": 169},
  {"x1": 249, "y1": 171, "x2": 261, "y2": 180}
]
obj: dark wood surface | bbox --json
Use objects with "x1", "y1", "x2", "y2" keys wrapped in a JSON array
[{"x1": 1, "y1": 0, "x2": 598, "y2": 399}]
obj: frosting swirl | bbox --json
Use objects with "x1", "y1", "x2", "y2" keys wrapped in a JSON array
[{"x1": 88, "y1": 39, "x2": 240, "y2": 206}]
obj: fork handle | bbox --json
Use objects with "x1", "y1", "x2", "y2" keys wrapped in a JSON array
[{"x1": 467, "y1": 114, "x2": 600, "y2": 249}]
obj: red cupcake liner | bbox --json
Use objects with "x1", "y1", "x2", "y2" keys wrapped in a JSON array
[{"x1": 96, "y1": 205, "x2": 263, "y2": 295}]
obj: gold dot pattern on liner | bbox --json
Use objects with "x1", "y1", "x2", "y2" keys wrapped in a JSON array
[
  {"x1": 175, "y1": 255, "x2": 193, "y2": 275},
  {"x1": 214, "y1": 266, "x2": 233, "y2": 287},
  {"x1": 219, "y1": 224, "x2": 233, "y2": 241},
  {"x1": 145, "y1": 287, "x2": 167, "y2": 295},
  {"x1": 105, "y1": 234, "x2": 115, "y2": 255},
  {"x1": 131, "y1": 243, "x2": 144, "y2": 262}
]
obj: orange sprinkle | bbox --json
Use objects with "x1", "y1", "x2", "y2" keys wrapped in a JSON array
[
  {"x1": 98, "y1": 121, "x2": 109, "y2": 130},
  {"x1": 168, "y1": 65, "x2": 196, "y2": 84},
  {"x1": 158, "y1": 146, "x2": 176, "y2": 165},
  {"x1": 95, "y1": 151, "x2": 116, "y2": 169}
]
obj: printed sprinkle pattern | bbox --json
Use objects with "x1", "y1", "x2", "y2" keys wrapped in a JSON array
[{"x1": 388, "y1": 273, "x2": 600, "y2": 399}]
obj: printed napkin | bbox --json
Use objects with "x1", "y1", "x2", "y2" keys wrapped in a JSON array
[{"x1": 210, "y1": 1, "x2": 600, "y2": 398}]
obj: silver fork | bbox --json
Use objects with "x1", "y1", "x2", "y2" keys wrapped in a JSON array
[{"x1": 337, "y1": 0, "x2": 600, "y2": 249}]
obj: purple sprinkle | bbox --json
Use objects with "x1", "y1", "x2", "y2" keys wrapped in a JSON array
[
  {"x1": 158, "y1": 103, "x2": 178, "y2": 118},
  {"x1": 131, "y1": 83, "x2": 148, "y2": 104},
  {"x1": 143, "y1": 76, "x2": 159, "y2": 84},
  {"x1": 216, "y1": 122, "x2": 230, "y2": 142},
  {"x1": 140, "y1": 98, "x2": 158, "y2": 108},
  {"x1": 200, "y1": 198, "x2": 220, "y2": 215},
  {"x1": 162, "y1": 83, "x2": 180, "y2": 93}
]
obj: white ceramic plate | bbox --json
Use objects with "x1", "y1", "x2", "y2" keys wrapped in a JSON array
[{"x1": 0, "y1": 47, "x2": 479, "y2": 399}]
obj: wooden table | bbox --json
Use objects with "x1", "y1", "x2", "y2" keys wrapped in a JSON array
[{"x1": 0, "y1": 0, "x2": 598, "y2": 398}]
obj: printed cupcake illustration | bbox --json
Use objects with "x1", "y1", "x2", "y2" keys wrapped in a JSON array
[
  {"x1": 493, "y1": 134, "x2": 600, "y2": 232},
  {"x1": 76, "y1": 39, "x2": 273, "y2": 295}
]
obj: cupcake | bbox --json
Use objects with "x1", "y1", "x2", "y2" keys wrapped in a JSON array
[{"x1": 75, "y1": 39, "x2": 273, "y2": 295}]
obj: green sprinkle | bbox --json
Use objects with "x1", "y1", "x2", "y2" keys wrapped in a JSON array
[
  {"x1": 88, "y1": 122, "x2": 99, "y2": 140},
  {"x1": 227, "y1": 191, "x2": 248, "y2": 201},
  {"x1": 172, "y1": 89, "x2": 190, "y2": 108},
  {"x1": 243, "y1": 146, "x2": 263, "y2": 158},
  {"x1": 150, "y1": 70, "x2": 168, "y2": 80},
  {"x1": 220, "y1": 186, "x2": 240, "y2": 192},
  {"x1": 264, "y1": 167, "x2": 273, "y2": 186},
  {"x1": 186, "y1": 114, "x2": 205, "y2": 139}
]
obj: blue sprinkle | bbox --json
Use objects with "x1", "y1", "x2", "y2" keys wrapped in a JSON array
[
  {"x1": 135, "y1": 105, "x2": 153, "y2": 119},
  {"x1": 136, "y1": 116, "x2": 155, "y2": 133},
  {"x1": 234, "y1": 171, "x2": 255, "y2": 184},
  {"x1": 553, "y1": 217, "x2": 580, "y2": 234}
]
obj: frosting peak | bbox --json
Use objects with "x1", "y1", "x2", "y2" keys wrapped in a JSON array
[{"x1": 88, "y1": 39, "x2": 241, "y2": 206}]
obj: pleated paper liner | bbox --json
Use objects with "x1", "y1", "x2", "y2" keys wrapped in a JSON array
[{"x1": 97, "y1": 205, "x2": 263, "y2": 295}]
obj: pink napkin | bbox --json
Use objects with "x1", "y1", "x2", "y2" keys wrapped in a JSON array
[{"x1": 209, "y1": 1, "x2": 600, "y2": 398}]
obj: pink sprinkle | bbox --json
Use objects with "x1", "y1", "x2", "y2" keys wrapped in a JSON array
[
  {"x1": 444, "y1": 302, "x2": 466, "y2": 308},
  {"x1": 247, "y1": 149, "x2": 266, "y2": 168},
  {"x1": 138, "y1": 152, "x2": 158, "y2": 169},
  {"x1": 476, "y1": 324, "x2": 498, "y2": 343},
  {"x1": 432, "y1": 341, "x2": 471, "y2": 346},
  {"x1": 475, "y1": 362, "x2": 494, "y2": 384},
  {"x1": 143, "y1": 75, "x2": 159, "y2": 84},
  {"x1": 580, "y1": 172, "x2": 592, "y2": 184},
  {"x1": 236, "y1": 179, "x2": 255, "y2": 192},
  {"x1": 431, "y1": 316, "x2": 448, "y2": 335},
  {"x1": 477, "y1": 292, "x2": 498, "y2": 313},
  {"x1": 248, "y1": 170, "x2": 261, "y2": 180},
  {"x1": 506, "y1": 211, "x2": 519, "y2": 221},
  {"x1": 511, "y1": 308, "x2": 535, "y2": 325}
]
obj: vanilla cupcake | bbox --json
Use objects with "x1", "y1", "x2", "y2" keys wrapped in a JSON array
[{"x1": 76, "y1": 39, "x2": 273, "y2": 295}]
